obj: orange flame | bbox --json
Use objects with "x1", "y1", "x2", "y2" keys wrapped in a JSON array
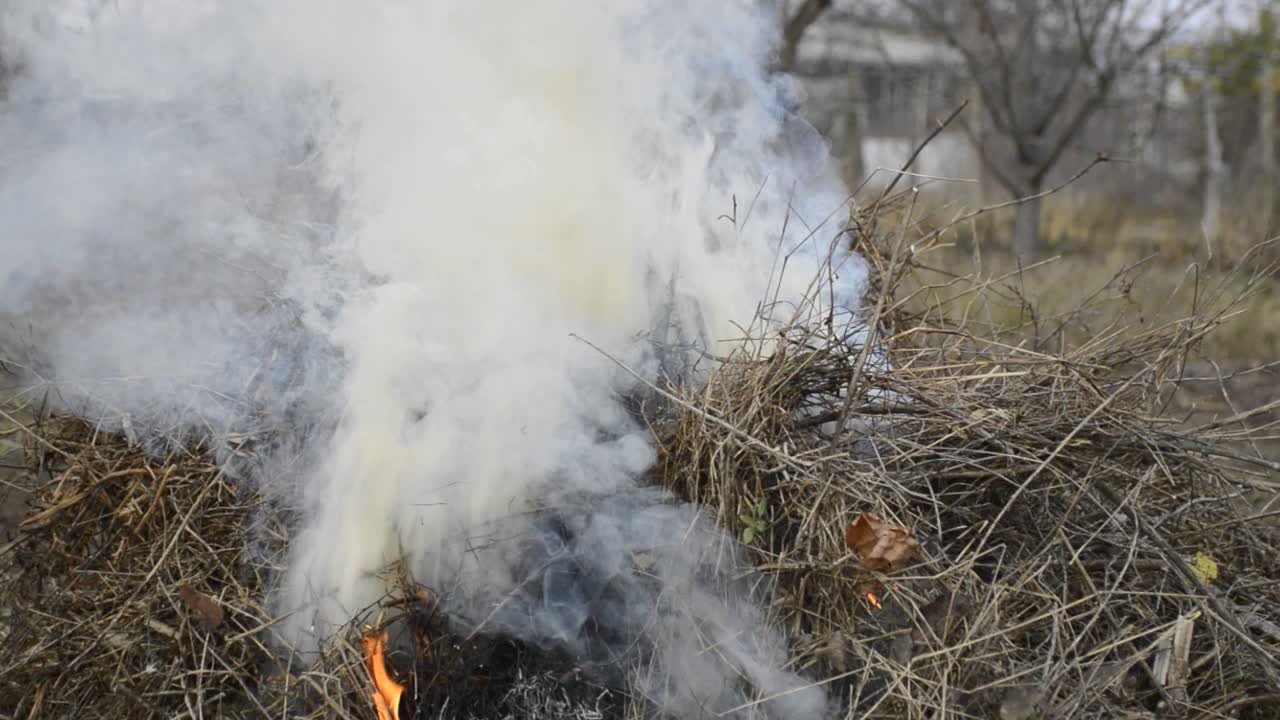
[
  {"x1": 362, "y1": 631, "x2": 405, "y2": 720},
  {"x1": 866, "y1": 592, "x2": 882, "y2": 609}
]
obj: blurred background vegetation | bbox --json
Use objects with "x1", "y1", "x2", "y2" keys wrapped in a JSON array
[{"x1": 780, "y1": 0, "x2": 1280, "y2": 367}]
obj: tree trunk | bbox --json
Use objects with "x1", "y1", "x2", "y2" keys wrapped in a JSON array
[
  {"x1": 777, "y1": 0, "x2": 832, "y2": 72},
  {"x1": 1260, "y1": 49, "x2": 1276, "y2": 234},
  {"x1": 1202, "y1": 83, "x2": 1225, "y2": 247},
  {"x1": 840, "y1": 72, "x2": 865, "y2": 192},
  {"x1": 1013, "y1": 188, "x2": 1043, "y2": 259}
]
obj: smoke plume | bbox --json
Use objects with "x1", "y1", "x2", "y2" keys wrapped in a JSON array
[{"x1": 0, "y1": 2, "x2": 864, "y2": 717}]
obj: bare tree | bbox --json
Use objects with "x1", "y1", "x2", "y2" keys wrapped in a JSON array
[
  {"x1": 777, "y1": 0, "x2": 834, "y2": 71},
  {"x1": 897, "y1": 0, "x2": 1206, "y2": 257},
  {"x1": 1203, "y1": 72, "x2": 1226, "y2": 243},
  {"x1": 1258, "y1": 7, "x2": 1277, "y2": 233}
]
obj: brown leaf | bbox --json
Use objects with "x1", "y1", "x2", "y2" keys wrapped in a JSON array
[
  {"x1": 179, "y1": 585, "x2": 224, "y2": 629},
  {"x1": 845, "y1": 512, "x2": 881, "y2": 554},
  {"x1": 846, "y1": 512, "x2": 919, "y2": 572}
]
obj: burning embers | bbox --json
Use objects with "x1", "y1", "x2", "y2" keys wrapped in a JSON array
[
  {"x1": 845, "y1": 511, "x2": 919, "y2": 613},
  {"x1": 359, "y1": 490, "x2": 830, "y2": 718},
  {"x1": 363, "y1": 631, "x2": 406, "y2": 720},
  {"x1": 354, "y1": 577, "x2": 626, "y2": 720},
  {"x1": 351, "y1": 500, "x2": 921, "y2": 718}
]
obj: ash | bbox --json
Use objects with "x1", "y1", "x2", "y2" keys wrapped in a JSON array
[
  {"x1": 430, "y1": 486, "x2": 828, "y2": 719},
  {"x1": 482, "y1": 671, "x2": 611, "y2": 720},
  {"x1": 420, "y1": 672, "x2": 613, "y2": 720}
]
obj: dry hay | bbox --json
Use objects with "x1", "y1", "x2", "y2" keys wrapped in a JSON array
[
  {"x1": 1, "y1": 198, "x2": 1279, "y2": 719},
  {"x1": 0, "y1": 417, "x2": 614, "y2": 720},
  {"x1": 654, "y1": 209, "x2": 1280, "y2": 718},
  {"x1": 0, "y1": 417, "x2": 377, "y2": 719}
]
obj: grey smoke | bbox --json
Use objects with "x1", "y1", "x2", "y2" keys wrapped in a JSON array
[
  {"x1": 469, "y1": 489, "x2": 830, "y2": 718},
  {"x1": 0, "y1": 2, "x2": 865, "y2": 717}
]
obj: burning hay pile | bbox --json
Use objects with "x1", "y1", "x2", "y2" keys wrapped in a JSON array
[
  {"x1": 0, "y1": 414, "x2": 623, "y2": 720},
  {"x1": 3, "y1": 205, "x2": 1279, "y2": 719},
  {"x1": 2, "y1": 5, "x2": 1279, "y2": 718}
]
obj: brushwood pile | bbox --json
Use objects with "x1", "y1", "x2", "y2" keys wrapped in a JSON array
[{"x1": 2, "y1": 210, "x2": 1279, "y2": 719}]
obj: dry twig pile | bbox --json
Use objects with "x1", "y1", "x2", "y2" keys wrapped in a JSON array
[
  {"x1": 2, "y1": 199, "x2": 1278, "y2": 719},
  {"x1": 656, "y1": 208, "x2": 1280, "y2": 718}
]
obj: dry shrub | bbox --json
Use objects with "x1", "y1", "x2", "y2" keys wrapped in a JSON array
[{"x1": 654, "y1": 199, "x2": 1280, "y2": 718}]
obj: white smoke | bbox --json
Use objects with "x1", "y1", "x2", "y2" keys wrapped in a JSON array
[{"x1": 0, "y1": 1, "x2": 864, "y2": 717}]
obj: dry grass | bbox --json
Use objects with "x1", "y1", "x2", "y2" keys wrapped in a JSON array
[
  {"x1": 653, "y1": 199, "x2": 1280, "y2": 718},
  {"x1": 1, "y1": 191, "x2": 1278, "y2": 718},
  {"x1": 914, "y1": 193, "x2": 1280, "y2": 364},
  {"x1": 0, "y1": 416, "x2": 377, "y2": 720},
  {"x1": 0, "y1": 413, "x2": 629, "y2": 719}
]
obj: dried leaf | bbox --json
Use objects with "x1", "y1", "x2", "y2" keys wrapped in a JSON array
[
  {"x1": 845, "y1": 512, "x2": 881, "y2": 554},
  {"x1": 1155, "y1": 613, "x2": 1197, "y2": 705},
  {"x1": 1190, "y1": 551, "x2": 1218, "y2": 585},
  {"x1": 179, "y1": 584, "x2": 224, "y2": 629},
  {"x1": 845, "y1": 512, "x2": 919, "y2": 572}
]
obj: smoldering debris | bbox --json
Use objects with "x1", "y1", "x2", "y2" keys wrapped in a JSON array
[
  {"x1": 0, "y1": 416, "x2": 624, "y2": 720},
  {"x1": 364, "y1": 587, "x2": 624, "y2": 720},
  {"x1": 442, "y1": 488, "x2": 829, "y2": 719}
]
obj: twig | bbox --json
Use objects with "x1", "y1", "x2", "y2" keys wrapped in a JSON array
[
  {"x1": 1092, "y1": 480, "x2": 1280, "y2": 689},
  {"x1": 569, "y1": 333, "x2": 816, "y2": 471},
  {"x1": 915, "y1": 154, "x2": 1110, "y2": 247},
  {"x1": 831, "y1": 189, "x2": 919, "y2": 441},
  {"x1": 876, "y1": 100, "x2": 970, "y2": 205}
]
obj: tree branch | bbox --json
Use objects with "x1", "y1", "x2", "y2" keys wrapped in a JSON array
[
  {"x1": 958, "y1": 115, "x2": 1025, "y2": 195},
  {"x1": 778, "y1": 0, "x2": 833, "y2": 71},
  {"x1": 899, "y1": 0, "x2": 1017, "y2": 137},
  {"x1": 1033, "y1": 71, "x2": 1115, "y2": 184}
]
